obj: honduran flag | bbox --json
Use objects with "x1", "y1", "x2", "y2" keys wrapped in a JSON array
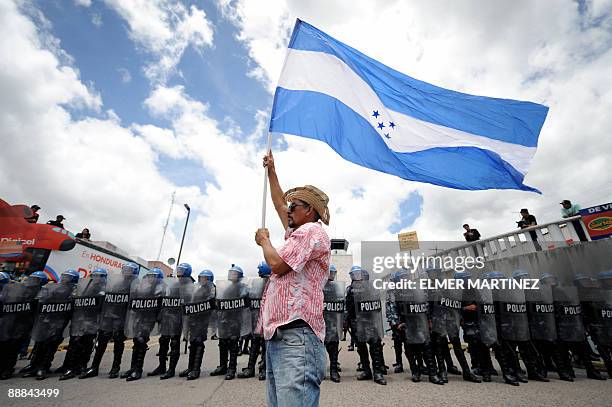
[{"x1": 269, "y1": 20, "x2": 548, "y2": 192}]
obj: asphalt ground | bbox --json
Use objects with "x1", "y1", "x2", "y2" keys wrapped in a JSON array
[{"x1": 0, "y1": 337, "x2": 610, "y2": 407}]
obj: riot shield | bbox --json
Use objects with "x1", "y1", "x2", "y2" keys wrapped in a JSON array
[
  {"x1": 99, "y1": 273, "x2": 136, "y2": 332},
  {"x1": 0, "y1": 282, "x2": 40, "y2": 341},
  {"x1": 431, "y1": 287, "x2": 462, "y2": 339},
  {"x1": 552, "y1": 285, "x2": 585, "y2": 342},
  {"x1": 497, "y1": 280, "x2": 530, "y2": 342},
  {"x1": 215, "y1": 280, "x2": 250, "y2": 339},
  {"x1": 31, "y1": 283, "x2": 74, "y2": 342},
  {"x1": 124, "y1": 276, "x2": 164, "y2": 339},
  {"x1": 159, "y1": 277, "x2": 194, "y2": 336},
  {"x1": 475, "y1": 285, "x2": 498, "y2": 347},
  {"x1": 70, "y1": 276, "x2": 106, "y2": 336},
  {"x1": 247, "y1": 277, "x2": 268, "y2": 335},
  {"x1": 352, "y1": 280, "x2": 384, "y2": 342},
  {"x1": 323, "y1": 280, "x2": 345, "y2": 343},
  {"x1": 591, "y1": 289, "x2": 612, "y2": 345},
  {"x1": 395, "y1": 281, "x2": 429, "y2": 344},
  {"x1": 525, "y1": 282, "x2": 557, "y2": 342},
  {"x1": 183, "y1": 281, "x2": 216, "y2": 341}
]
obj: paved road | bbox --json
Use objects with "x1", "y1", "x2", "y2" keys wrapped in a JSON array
[{"x1": 0, "y1": 338, "x2": 609, "y2": 407}]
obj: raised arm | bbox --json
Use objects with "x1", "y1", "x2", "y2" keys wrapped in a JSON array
[{"x1": 264, "y1": 151, "x2": 288, "y2": 230}]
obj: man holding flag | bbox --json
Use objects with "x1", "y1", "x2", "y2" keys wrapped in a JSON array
[{"x1": 255, "y1": 151, "x2": 331, "y2": 407}]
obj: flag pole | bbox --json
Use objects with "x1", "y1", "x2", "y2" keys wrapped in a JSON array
[{"x1": 261, "y1": 132, "x2": 273, "y2": 228}]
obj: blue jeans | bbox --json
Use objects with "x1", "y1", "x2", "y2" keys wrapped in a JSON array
[{"x1": 266, "y1": 327, "x2": 326, "y2": 407}]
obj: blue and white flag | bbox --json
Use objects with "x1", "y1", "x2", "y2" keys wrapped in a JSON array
[{"x1": 269, "y1": 20, "x2": 548, "y2": 192}]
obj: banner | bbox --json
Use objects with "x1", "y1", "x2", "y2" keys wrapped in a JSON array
[{"x1": 579, "y1": 202, "x2": 612, "y2": 240}]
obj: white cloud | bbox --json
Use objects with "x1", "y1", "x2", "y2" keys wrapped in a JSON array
[
  {"x1": 74, "y1": 0, "x2": 92, "y2": 7},
  {"x1": 103, "y1": 0, "x2": 214, "y2": 84},
  {"x1": 91, "y1": 12, "x2": 102, "y2": 27},
  {"x1": 117, "y1": 67, "x2": 131, "y2": 83}
]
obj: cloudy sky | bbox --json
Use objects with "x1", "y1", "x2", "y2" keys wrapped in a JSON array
[{"x1": 1, "y1": 0, "x2": 611, "y2": 277}]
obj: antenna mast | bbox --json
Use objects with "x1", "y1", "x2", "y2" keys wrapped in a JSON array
[{"x1": 156, "y1": 191, "x2": 175, "y2": 261}]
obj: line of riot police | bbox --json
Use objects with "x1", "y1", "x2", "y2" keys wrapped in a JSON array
[{"x1": 0, "y1": 261, "x2": 272, "y2": 382}]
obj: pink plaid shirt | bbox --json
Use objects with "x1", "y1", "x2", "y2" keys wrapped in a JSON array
[{"x1": 257, "y1": 221, "x2": 331, "y2": 341}]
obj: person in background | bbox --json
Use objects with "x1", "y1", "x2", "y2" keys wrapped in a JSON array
[
  {"x1": 47, "y1": 215, "x2": 66, "y2": 229},
  {"x1": 76, "y1": 228, "x2": 91, "y2": 240},
  {"x1": 560, "y1": 200, "x2": 588, "y2": 242},
  {"x1": 463, "y1": 224, "x2": 481, "y2": 242},
  {"x1": 517, "y1": 209, "x2": 541, "y2": 251},
  {"x1": 24, "y1": 205, "x2": 40, "y2": 223}
]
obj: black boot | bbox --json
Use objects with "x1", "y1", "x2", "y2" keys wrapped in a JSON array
[
  {"x1": 180, "y1": 341, "x2": 197, "y2": 378},
  {"x1": 520, "y1": 342, "x2": 549, "y2": 382},
  {"x1": 370, "y1": 342, "x2": 387, "y2": 385},
  {"x1": 59, "y1": 337, "x2": 81, "y2": 381},
  {"x1": 423, "y1": 343, "x2": 444, "y2": 385},
  {"x1": 161, "y1": 354, "x2": 178, "y2": 379},
  {"x1": 453, "y1": 339, "x2": 481, "y2": 383},
  {"x1": 478, "y1": 344, "x2": 493, "y2": 382},
  {"x1": 327, "y1": 341, "x2": 341, "y2": 383},
  {"x1": 494, "y1": 344, "x2": 519, "y2": 386},
  {"x1": 108, "y1": 339, "x2": 124, "y2": 379},
  {"x1": 120, "y1": 344, "x2": 136, "y2": 380},
  {"x1": 406, "y1": 347, "x2": 421, "y2": 382},
  {"x1": 210, "y1": 340, "x2": 228, "y2": 376},
  {"x1": 238, "y1": 337, "x2": 260, "y2": 379},
  {"x1": 160, "y1": 337, "x2": 180, "y2": 379},
  {"x1": 225, "y1": 339, "x2": 238, "y2": 380},
  {"x1": 433, "y1": 335, "x2": 448, "y2": 383},
  {"x1": 80, "y1": 333, "x2": 109, "y2": 379},
  {"x1": 126, "y1": 341, "x2": 147, "y2": 382},
  {"x1": 187, "y1": 342, "x2": 205, "y2": 381},
  {"x1": 356, "y1": 342, "x2": 373, "y2": 380},
  {"x1": 148, "y1": 336, "x2": 168, "y2": 376},
  {"x1": 393, "y1": 334, "x2": 404, "y2": 373}
]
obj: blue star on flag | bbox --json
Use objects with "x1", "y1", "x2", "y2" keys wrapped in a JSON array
[
  {"x1": 389, "y1": 121, "x2": 395, "y2": 129},
  {"x1": 372, "y1": 110, "x2": 380, "y2": 118},
  {"x1": 377, "y1": 122, "x2": 385, "y2": 130}
]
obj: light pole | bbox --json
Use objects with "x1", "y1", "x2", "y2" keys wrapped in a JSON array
[{"x1": 175, "y1": 203, "x2": 190, "y2": 276}]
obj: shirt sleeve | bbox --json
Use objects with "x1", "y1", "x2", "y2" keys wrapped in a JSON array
[{"x1": 277, "y1": 224, "x2": 327, "y2": 273}]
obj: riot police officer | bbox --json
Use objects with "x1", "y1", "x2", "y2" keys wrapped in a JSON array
[
  {"x1": 428, "y1": 268, "x2": 480, "y2": 383},
  {"x1": 596, "y1": 270, "x2": 612, "y2": 378},
  {"x1": 238, "y1": 262, "x2": 270, "y2": 380},
  {"x1": 122, "y1": 268, "x2": 165, "y2": 382},
  {"x1": 24, "y1": 269, "x2": 79, "y2": 380},
  {"x1": 60, "y1": 267, "x2": 108, "y2": 380},
  {"x1": 394, "y1": 270, "x2": 443, "y2": 384},
  {"x1": 321, "y1": 264, "x2": 344, "y2": 383},
  {"x1": 512, "y1": 269, "x2": 570, "y2": 381},
  {"x1": 210, "y1": 265, "x2": 250, "y2": 380},
  {"x1": 346, "y1": 266, "x2": 386, "y2": 385},
  {"x1": 385, "y1": 271, "x2": 407, "y2": 374},
  {"x1": 180, "y1": 269, "x2": 216, "y2": 380},
  {"x1": 573, "y1": 272, "x2": 609, "y2": 380},
  {"x1": 80, "y1": 262, "x2": 139, "y2": 379},
  {"x1": 0, "y1": 271, "x2": 48, "y2": 380},
  {"x1": 148, "y1": 263, "x2": 194, "y2": 380},
  {"x1": 541, "y1": 272, "x2": 606, "y2": 380},
  {"x1": 461, "y1": 270, "x2": 499, "y2": 383}
]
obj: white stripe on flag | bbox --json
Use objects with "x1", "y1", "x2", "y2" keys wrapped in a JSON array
[{"x1": 277, "y1": 49, "x2": 536, "y2": 174}]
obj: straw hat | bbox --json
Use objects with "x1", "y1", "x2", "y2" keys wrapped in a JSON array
[{"x1": 284, "y1": 185, "x2": 330, "y2": 225}]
